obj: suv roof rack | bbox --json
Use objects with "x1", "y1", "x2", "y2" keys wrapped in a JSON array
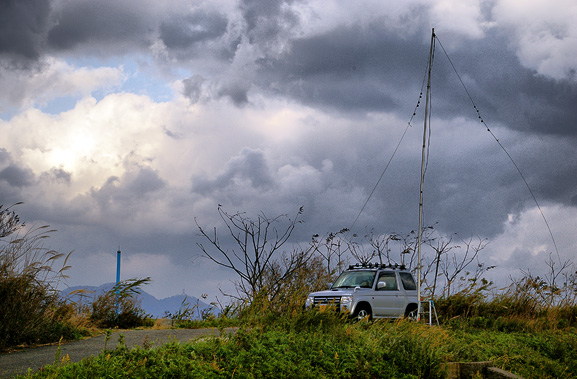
[{"x1": 348, "y1": 263, "x2": 407, "y2": 270}]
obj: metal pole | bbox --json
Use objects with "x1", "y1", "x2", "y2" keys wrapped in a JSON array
[
  {"x1": 116, "y1": 250, "x2": 121, "y2": 284},
  {"x1": 417, "y1": 28, "x2": 435, "y2": 321},
  {"x1": 116, "y1": 250, "x2": 121, "y2": 315}
]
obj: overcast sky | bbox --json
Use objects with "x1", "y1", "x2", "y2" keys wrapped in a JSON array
[{"x1": 1, "y1": 0, "x2": 576, "y2": 301}]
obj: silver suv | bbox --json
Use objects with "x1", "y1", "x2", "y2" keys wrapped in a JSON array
[{"x1": 305, "y1": 263, "x2": 419, "y2": 320}]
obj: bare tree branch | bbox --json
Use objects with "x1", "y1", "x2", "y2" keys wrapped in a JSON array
[{"x1": 195, "y1": 207, "x2": 307, "y2": 302}]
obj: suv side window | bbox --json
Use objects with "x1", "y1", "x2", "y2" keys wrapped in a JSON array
[
  {"x1": 399, "y1": 272, "x2": 417, "y2": 290},
  {"x1": 377, "y1": 272, "x2": 397, "y2": 291}
]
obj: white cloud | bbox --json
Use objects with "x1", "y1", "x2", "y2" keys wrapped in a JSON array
[
  {"x1": 0, "y1": 57, "x2": 123, "y2": 111},
  {"x1": 493, "y1": 0, "x2": 577, "y2": 79},
  {"x1": 429, "y1": 0, "x2": 488, "y2": 38},
  {"x1": 1, "y1": 93, "x2": 201, "y2": 233},
  {"x1": 5, "y1": 95, "x2": 164, "y2": 186},
  {"x1": 299, "y1": 0, "x2": 489, "y2": 41},
  {"x1": 490, "y1": 204, "x2": 577, "y2": 266}
]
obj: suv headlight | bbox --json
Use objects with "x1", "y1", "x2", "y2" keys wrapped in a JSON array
[
  {"x1": 340, "y1": 296, "x2": 353, "y2": 305},
  {"x1": 305, "y1": 296, "x2": 314, "y2": 308}
]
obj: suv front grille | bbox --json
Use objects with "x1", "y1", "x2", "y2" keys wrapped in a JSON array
[{"x1": 313, "y1": 296, "x2": 341, "y2": 308}]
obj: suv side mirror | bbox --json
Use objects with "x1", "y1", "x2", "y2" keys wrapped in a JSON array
[{"x1": 377, "y1": 281, "x2": 386, "y2": 290}]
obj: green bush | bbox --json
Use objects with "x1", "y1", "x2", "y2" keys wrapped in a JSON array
[{"x1": 90, "y1": 278, "x2": 154, "y2": 329}]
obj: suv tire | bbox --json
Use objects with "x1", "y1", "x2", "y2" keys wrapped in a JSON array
[{"x1": 353, "y1": 304, "x2": 372, "y2": 321}]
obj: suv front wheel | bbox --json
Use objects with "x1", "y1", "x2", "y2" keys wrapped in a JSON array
[{"x1": 353, "y1": 304, "x2": 372, "y2": 321}]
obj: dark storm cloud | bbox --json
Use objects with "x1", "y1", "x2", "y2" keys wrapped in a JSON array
[
  {"x1": 192, "y1": 148, "x2": 273, "y2": 194},
  {"x1": 254, "y1": 24, "x2": 577, "y2": 138},
  {"x1": 159, "y1": 11, "x2": 228, "y2": 50},
  {"x1": 3, "y1": 0, "x2": 573, "y2": 140},
  {"x1": 41, "y1": 167, "x2": 72, "y2": 184},
  {"x1": 0, "y1": 0, "x2": 234, "y2": 62},
  {"x1": 0, "y1": 150, "x2": 33, "y2": 200},
  {"x1": 514, "y1": 136, "x2": 577, "y2": 205},
  {"x1": 497, "y1": 74, "x2": 577, "y2": 136},
  {"x1": 182, "y1": 75, "x2": 206, "y2": 104},
  {"x1": 179, "y1": 0, "x2": 303, "y2": 106},
  {"x1": 126, "y1": 167, "x2": 166, "y2": 194},
  {"x1": 90, "y1": 167, "x2": 166, "y2": 211},
  {"x1": 428, "y1": 30, "x2": 577, "y2": 137},
  {"x1": 47, "y1": 0, "x2": 152, "y2": 51},
  {"x1": 239, "y1": 0, "x2": 299, "y2": 45},
  {"x1": 413, "y1": 154, "x2": 528, "y2": 237},
  {"x1": 0, "y1": 0, "x2": 51, "y2": 61},
  {"x1": 0, "y1": 164, "x2": 35, "y2": 188},
  {"x1": 365, "y1": 124, "x2": 577, "y2": 238},
  {"x1": 255, "y1": 24, "x2": 431, "y2": 115},
  {"x1": 0, "y1": 148, "x2": 10, "y2": 164},
  {"x1": 218, "y1": 81, "x2": 251, "y2": 107}
]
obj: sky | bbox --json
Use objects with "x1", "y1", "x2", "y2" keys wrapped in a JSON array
[{"x1": 1, "y1": 0, "x2": 576, "y2": 302}]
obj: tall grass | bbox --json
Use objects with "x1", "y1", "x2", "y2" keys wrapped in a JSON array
[
  {"x1": 0, "y1": 220, "x2": 82, "y2": 349},
  {"x1": 89, "y1": 278, "x2": 154, "y2": 329},
  {"x1": 434, "y1": 273, "x2": 577, "y2": 332},
  {"x1": 1, "y1": 204, "x2": 156, "y2": 349}
]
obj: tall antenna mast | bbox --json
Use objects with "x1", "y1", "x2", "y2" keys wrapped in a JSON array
[{"x1": 417, "y1": 28, "x2": 435, "y2": 320}]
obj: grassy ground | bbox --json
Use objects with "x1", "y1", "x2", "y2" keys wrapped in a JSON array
[{"x1": 15, "y1": 311, "x2": 577, "y2": 379}]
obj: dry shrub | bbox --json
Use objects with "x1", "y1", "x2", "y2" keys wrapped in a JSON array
[
  {"x1": 89, "y1": 278, "x2": 153, "y2": 329},
  {"x1": 236, "y1": 255, "x2": 336, "y2": 323},
  {"x1": 0, "y1": 205, "x2": 81, "y2": 349}
]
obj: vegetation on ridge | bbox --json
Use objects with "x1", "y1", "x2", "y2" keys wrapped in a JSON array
[{"x1": 2, "y1": 204, "x2": 577, "y2": 378}]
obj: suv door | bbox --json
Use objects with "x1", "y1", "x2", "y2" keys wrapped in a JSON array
[{"x1": 371, "y1": 271, "x2": 405, "y2": 317}]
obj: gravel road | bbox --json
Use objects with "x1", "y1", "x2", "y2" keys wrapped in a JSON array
[{"x1": 0, "y1": 328, "x2": 237, "y2": 378}]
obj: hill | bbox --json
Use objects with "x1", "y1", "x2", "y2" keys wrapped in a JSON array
[{"x1": 61, "y1": 283, "x2": 216, "y2": 318}]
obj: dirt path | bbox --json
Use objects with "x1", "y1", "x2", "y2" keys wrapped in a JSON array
[{"x1": 0, "y1": 328, "x2": 237, "y2": 378}]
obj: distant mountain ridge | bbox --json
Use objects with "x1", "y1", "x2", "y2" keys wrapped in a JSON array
[{"x1": 61, "y1": 283, "x2": 215, "y2": 318}]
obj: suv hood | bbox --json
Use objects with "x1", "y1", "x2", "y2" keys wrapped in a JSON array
[{"x1": 309, "y1": 288, "x2": 368, "y2": 297}]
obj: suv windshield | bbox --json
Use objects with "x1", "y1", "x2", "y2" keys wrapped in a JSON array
[{"x1": 332, "y1": 271, "x2": 376, "y2": 289}]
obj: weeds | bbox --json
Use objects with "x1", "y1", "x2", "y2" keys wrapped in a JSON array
[
  {"x1": 165, "y1": 294, "x2": 221, "y2": 328},
  {"x1": 90, "y1": 278, "x2": 154, "y2": 329},
  {"x1": 104, "y1": 330, "x2": 112, "y2": 350},
  {"x1": 0, "y1": 204, "x2": 152, "y2": 350},
  {"x1": 0, "y1": 204, "x2": 86, "y2": 349}
]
